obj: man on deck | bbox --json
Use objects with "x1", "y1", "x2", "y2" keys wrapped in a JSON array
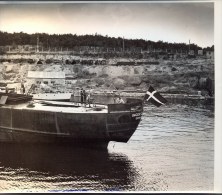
[{"x1": 80, "y1": 88, "x2": 84, "y2": 104}]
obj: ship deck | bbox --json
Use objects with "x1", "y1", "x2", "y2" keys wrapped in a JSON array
[{"x1": 2, "y1": 100, "x2": 108, "y2": 114}]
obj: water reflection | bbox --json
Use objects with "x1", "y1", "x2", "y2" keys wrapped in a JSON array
[
  {"x1": 0, "y1": 99, "x2": 214, "y2": 192},
  {"x1": 0, "y1": 144, "x2": 139, "y2": 192}
]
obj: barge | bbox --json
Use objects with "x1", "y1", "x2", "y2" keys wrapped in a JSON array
[
  {"x1": 0, "y1": 92, "x2": 143, "y2": 148},
  {"x1": 0, "y1": 85, "x2": 167, "y2": 148}
]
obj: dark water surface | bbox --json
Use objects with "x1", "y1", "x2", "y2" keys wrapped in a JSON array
[{"x1": 0, "y1": 100, "x2": 214, "y2": 192}]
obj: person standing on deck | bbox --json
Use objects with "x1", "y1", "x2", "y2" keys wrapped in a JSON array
[
  {"x1": 21, "y1": 83, "x2": 25, "y2": 94},
  {"x1": 86, "y1": 89, "x2": 92, "y2": 108},
  {"x1": 80, "y1": 88, "x2": 84, "y2": 104},
  {"x1": 83, "y1": 89, "x2": 87, "y2": 106},
  {"x1": 70, "y1": 91, "x2": 75, "y2": 102}
]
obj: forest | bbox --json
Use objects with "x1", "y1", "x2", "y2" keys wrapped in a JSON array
[{"x1": 0, "y1": 31, "x2": 214, "y2": 53}]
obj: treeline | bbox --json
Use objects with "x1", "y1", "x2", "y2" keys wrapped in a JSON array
[{"x1": 0, "y1": 31, "x2": 214, "y2": 52}]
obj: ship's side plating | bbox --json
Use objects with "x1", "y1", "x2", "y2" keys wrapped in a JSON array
[
  {"x1": 0, "y1": 98, "x2": 143, "y2": 147},
  {"x1": 106, "y1": 99, "x2": 143, "y2": 142}
]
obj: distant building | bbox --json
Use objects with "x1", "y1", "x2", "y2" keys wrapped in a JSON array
[
  {"x1": 167, "y1": 53, "x2": 175, "y2": 60},
  {"x1": 27, "y1": 71, "x2": 65, "y2": 86},
  {"x1": 206, "y1": 51, "x2": 214, "y2": 59},
  {"x1": 198, "y1": 50, "x2": 203, "y2": 55},
  {"x1": 188, "y1": 50, "x2": 195, "y2": 55}
]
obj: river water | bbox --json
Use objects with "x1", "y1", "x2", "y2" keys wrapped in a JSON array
[{"x1": 0, "y1": 99, "x2": 214, "y2": 192}]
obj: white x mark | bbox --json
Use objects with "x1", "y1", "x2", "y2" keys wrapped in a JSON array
[{"x1": 146, "y1": 90, "x2": 164, "y2": 105}]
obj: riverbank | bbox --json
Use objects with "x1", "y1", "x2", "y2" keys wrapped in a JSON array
[
  {"x1": 0, "y1": 53, "x2": 214, "y2": 97},
  {"x1": 92, "y1": 90, "x2": 214, "y2": 101}
]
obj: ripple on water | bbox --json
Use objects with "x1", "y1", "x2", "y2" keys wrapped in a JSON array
[{"x1": 0, "y1": 101, "x2": 214, "y2": 192}]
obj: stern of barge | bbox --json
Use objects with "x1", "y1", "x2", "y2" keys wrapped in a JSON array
[{"x1": 106, "y1": 98, "x2": 143, "y2": 142}]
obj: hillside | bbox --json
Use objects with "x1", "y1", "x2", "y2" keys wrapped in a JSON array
[{"x1": 0, "y1": 54, "x2": 214, "y2": 97}]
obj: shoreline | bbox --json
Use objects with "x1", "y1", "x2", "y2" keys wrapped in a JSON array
[
  {"x1": 0, "y1": 53, "x2": 214, "y2": 100},
  {"x1": 84, "y1": 90, "x2": 214, "y2": 101}
]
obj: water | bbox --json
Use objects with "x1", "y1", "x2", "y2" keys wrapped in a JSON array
[{"x1": 0, "y1": 100, "x2": 214, "y2": 192}]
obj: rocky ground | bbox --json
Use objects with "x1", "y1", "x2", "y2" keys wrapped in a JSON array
[{"x1": 0, "y1": 54, "x2": 214, "y2": 96}]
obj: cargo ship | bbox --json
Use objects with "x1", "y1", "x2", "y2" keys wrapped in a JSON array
[
  {"x1": 0, "y1": 92, "x2": 143, "y2": 148},
  {"x1": 0, "y1": 85, "x2": 166, "y2": 148}
]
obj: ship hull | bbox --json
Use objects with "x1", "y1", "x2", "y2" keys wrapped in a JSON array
[
  {"x1": 0, "y1": 128, "x2": 109, "y2": 149},
  {"x1": 0, "y1": 98, "x2": 143, "y2": 148}
]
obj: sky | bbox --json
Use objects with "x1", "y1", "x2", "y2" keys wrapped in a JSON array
[{"x1": 0, "y1": 2, "x2": 214, "y2": 48}]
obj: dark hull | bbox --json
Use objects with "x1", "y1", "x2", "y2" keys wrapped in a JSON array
[
  {"x1": 0, "y1": 98, "x2": 143, "y2": 148},
  {"x1": 0, "y1": 128, "x2": 109, "y2": 149}
]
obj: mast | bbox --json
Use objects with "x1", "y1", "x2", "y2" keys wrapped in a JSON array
[{"x1": 37, "y1": 35, "x2": 39, "y2": 53}]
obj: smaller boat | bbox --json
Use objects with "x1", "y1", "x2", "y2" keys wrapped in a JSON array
[
  {"x1": 27, "y1": 84, "x2": 73, "y2": 101},
  {"x1": 32, "y1": 92, "x2": 73, "y2": 101}
]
